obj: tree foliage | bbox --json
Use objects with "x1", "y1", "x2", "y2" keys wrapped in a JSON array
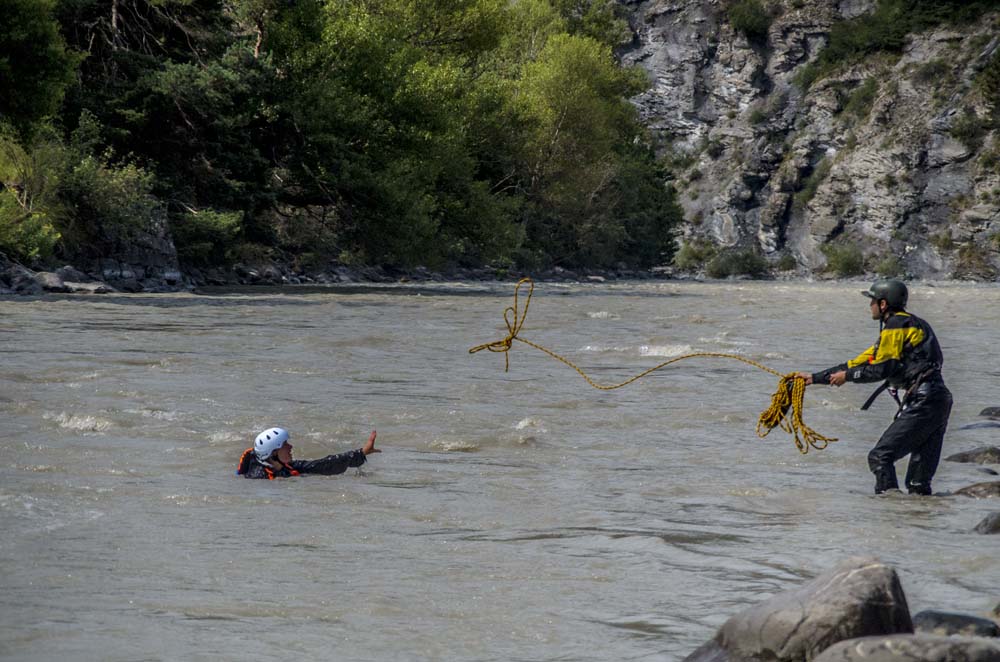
[
  {"x1": 0, "y1": 0, "x2": 80, "y2": 137},
  {"x1": 2, "y1": 0, "x2": 683, "y2": 271}
]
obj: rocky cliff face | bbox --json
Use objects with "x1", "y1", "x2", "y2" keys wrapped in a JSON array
[{"x1": 621, "y1": 0, "x2": 1000, "y2": 280}]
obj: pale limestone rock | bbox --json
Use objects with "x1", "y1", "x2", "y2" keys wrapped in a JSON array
[{"x1": 621, "y1": 0, "x2": 1000, "y2": 279}]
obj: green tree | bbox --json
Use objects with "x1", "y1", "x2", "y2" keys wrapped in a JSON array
[
  {"x1": 0, "y1": 127, "x2": 66, "y2": 260},
  {"x1": 57, "y1": 0, "x2": 288, "y2": 264},
  {"x1": 551, "y1": 0, "x2": 630, "y2": 47},
  {"x1": 0, "y1": 0, "x2": 79, "y2": 137},
  {"x1": 516, "y1": 33, "x2": 651, "y2": 265}
]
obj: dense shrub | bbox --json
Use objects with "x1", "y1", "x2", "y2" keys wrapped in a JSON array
[
  {"x1": 795, "y1": 0, "x2": 998, "y2": 90},
  {"x1": 776, "y1": 253, "x2": 797, "y2": 271},
  {"x1": 977, "y1": 49, "x2": 1000, "y2": 123},
  {"x1": 913, "y1": 59, "x2": 951, "y2": 86},
  {"x1": 728, "y1": 0, "x2": 771, "y2": 43},
  {"x1": 980, "y1": 140, "x2": 1000, "y2": 175},
  {"x1": 874, "y1": 254, "x2": 904, "y2": 277},
  {"x1": 672, "y1": 239, "x2": 717, "y2": 271},
  {"x1": 0, "y1": 112, "x2": 170, "y2": 263},
  {"x1": 170, "y1": 210, "x2": 242, "y2": 265},
  {"x1": 0, "y1": 127, "x2": 64, "y2": 260},
  {"x1": 953, "y1": 243, "x2": 997, "y2": 280},
  {"x1": 840, "y1": 78, "x2": 878, "y2": 120},
  {"x1": 792, "y1": 158, "x2": 832, "y2": 211},
  {"x1": 930, "y1": 232, "x2": 956, "y2": 251},
  {"x1": 705, "y1": 249, "x2": 769, "y2": 278},
  {"x1": 0, "y1": 193, "x2": 61, "y2": 261},
  {"x1": 749, "y1": 107, "x2": 768, "y2": 125},
  {"x1": 706, "y1": 139, "x2": 726, "y2": 159},
  {"x1": 950, "y1": 110, "x2": 987, "y2": 148},
  {"x1": 821, "y1": 243, "x2": 865, "y2": 276}
]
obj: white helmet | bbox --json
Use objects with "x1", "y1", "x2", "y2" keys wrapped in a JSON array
[{"x1": 254, "y1": 427, "x2": 289, "y2": 460}]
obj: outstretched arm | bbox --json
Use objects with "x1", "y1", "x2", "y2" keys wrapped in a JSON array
[
  {"x1": 798, "y1": 370, "x2": 848, "y2": 386},
  {"x1": 797, "y1": 362, "x2": 849, "y2": 386}
]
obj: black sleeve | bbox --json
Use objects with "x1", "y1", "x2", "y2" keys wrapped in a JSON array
[
  {"x1": 844, "y1": 358, "x2": 901, "y2": 384},
  {"x1": 812, "y1": 363, "x2": 848, "y2": 385},
  {"x1": 290, "y1": 450, "x2": 367, "y2": 476}
]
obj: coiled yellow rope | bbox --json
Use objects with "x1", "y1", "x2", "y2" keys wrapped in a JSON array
[{"x1": 469, "y1": 278, "x2": 836, "y2": 454}]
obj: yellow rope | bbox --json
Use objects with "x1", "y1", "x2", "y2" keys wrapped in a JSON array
[{"x1": 469, "y1": 277, "x2": 837, "y2": 454}]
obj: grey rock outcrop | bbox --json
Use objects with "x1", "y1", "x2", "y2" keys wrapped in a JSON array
[
  {"x1": 913, "y1": 609, "x2": 1000, "y2": 637},
  {"x1": 621, "y1": 1, "x2": 1000, "y2": 279},
  {"x1": 974, "y1": 512, "x2": 1000, "y2": 534},
  {"x1": 33, "y1": 271, "x2": 70, "y2": 293},
  {"x1": 813, "y1": 634, "x2": 1000, "y2": 661},
  {"x1": 682, "y1": 557, "x2": 912, "y2": 662},
  {"x1": 64, "y1": 281, "x2": 114, "y2": 294},
  {"x1": 1, "y1": 263, "x2": 42, "y2": 295},
  {"x1": 954, "y1": 481, "x2": 1000, "y2": 498},
  {"x1": 946, "y1": 446, "x2": 1000, "y2": 464},
  {"x1": 79, "y1": 207, "x2": 183, "y2": 291},
  {"x1": 958, "y1": 422, "x2": 1000, "y2": 431}
]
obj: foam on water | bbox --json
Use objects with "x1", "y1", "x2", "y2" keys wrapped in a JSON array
[
  {"x1": 207, "y1": 430, "x2": 243, "y2": 444},
  {"x1": 43, "y1": 411, "x2": 113, "y2": 432},
  {"x1": 429, "y1": 438, "x2": 479, "y2": 452},
  {"x1": 515, "y1": 417, "x2": 545, "y2": 432},
  {"x1": 124, "y1": 407, "x2": 181, "y2": 421},
  {"x1": 580, "y1": 343, "x2": 694, "y2": 357},
  {"x1": 639, "y1": 344, "x2": 695, "y2": 357},
  {"x1": 698, "y1": 332, "x2": 753, "y2": 347}
]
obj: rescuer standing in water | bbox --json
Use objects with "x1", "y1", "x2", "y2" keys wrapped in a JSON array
[{"x1": 797, "y1": 279, "x2": 952, "y2": 495}]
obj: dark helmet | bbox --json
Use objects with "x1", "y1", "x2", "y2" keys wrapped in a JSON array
[{"x1": 861, "y1": 278, "x2": 908, "y2": 309}]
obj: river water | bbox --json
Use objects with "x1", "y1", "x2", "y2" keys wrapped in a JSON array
[{"x1": 2, "y1": 280, "x2": 998, "y2": 661}]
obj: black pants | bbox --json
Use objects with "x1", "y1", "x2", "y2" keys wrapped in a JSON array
[{"x1": 868, "y1": 380, "x2": 952, "y2": 495}]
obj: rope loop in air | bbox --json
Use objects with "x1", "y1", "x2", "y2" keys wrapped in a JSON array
[{"x1": 470, "y1": 278, "x2": 837, "y2": 454}]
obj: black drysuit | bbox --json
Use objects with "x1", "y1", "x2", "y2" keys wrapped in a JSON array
[
  {"x1": 236, "y1": 449, "x2": 367, "y2": 479},
  {"x1": 811, "y1": 310, "x2": 952, "y2": 495}
]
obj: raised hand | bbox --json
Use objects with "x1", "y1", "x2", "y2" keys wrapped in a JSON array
[{"x1": 362, "y1": 430, "x2": 380, "y2": 455}]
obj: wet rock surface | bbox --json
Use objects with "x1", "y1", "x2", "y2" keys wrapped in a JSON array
[
  {"x1": 954, "y1": 481, "x2": 1000, "y2": 498},
  {"x1": 946, "y1": 447, "x2": 1000, "y2": 464},
  {"x1": 973, "y1": 512, "x2": 1000, "y2": 534},
  {"x1": 812, "y1": 634, "x2": 1000, "y2": 662},
  {"x1": 682, "y1": 557, "x2": 912, "y2": 662},
  {"x1": 913, "y1": 610, "x2": 1000, "y2": 637}
]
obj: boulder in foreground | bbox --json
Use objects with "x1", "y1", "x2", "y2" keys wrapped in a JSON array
[{"x1": 682, "y1": 557, "x2": 912, "y2": 662}]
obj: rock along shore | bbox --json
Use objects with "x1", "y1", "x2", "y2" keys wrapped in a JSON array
[
  {"x1": 682, "y1": 557, "x2": 1000, "y2": 662},
  {"x1": 0, "y1": 250, "x2": 711, "y2": 296}
]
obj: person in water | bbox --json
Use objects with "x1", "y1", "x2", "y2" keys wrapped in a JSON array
[
  {"x1": 236, "y1": 426, "x2": 380, "y2": 479},
  {"x1": 797, "y1": 278, "x2": 952, "y2": 495}
]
